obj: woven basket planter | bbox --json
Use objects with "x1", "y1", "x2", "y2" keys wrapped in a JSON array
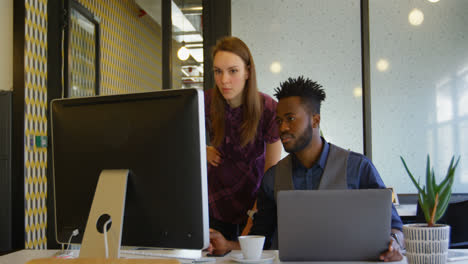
[{"x1": 403, "y1": 224, "x2": 450, "y2": 264}]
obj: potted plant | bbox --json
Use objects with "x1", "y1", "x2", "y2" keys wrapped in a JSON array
[{"x1": 400, "y1": 155, "x2": 460, "y2": 264}]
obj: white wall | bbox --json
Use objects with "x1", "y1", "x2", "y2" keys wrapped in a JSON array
[
  {"x1": 370, "y1": 0, "x2": 468, "y2": 193},
  {"x1": 0, "y1": 0, "x2": 13, "y2": 91},
  {"x1": 232, "y1": 0, "x2": 363, "y2": 154}
]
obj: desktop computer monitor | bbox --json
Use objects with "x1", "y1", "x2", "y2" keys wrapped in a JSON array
[{"x1": 51, "y1": 89, "x2": 209, "y2": 255}]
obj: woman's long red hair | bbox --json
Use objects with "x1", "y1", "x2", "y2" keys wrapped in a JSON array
[{"x1": 210, "y1": 37, "x2": 262, "y2": 147}]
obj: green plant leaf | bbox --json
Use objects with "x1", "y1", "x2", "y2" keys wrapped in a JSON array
[
  {"x1": 437, "y1": 168, "x2": 455, "y2": 195},
  {"x1": 436, "y1": 156, "x2": 459, "y2": 195},
  {"x1": 400, "y1": 156, "x2": 424, "y2": 194},
  {"x1": 431, "y1": 168, "x2": 437, "y2": 191},
  {"x1": 425, "y1": 155, "x2": 435, "y2": 210},
  {"x1": 450, "y1": 156, "x2": 461, "y2": 179},
  {"x1": 436, "y1": 178, "x2": 450, "y2": 195},
  {"x1": 419, "y1": 191, "x2": 432, "y2": 224},
  {"x1": 436, "y1": 180, "x2": 452, "y2": 203},
  {"x1": 401, "y1": 155, "x2": 460, "y2": 226},
  {"x1": 435, "y1": 180, "x2": 453, "y2": 222},
  {"x1": 434, "y1": 156, "x2": 460, "y2": 222},
  {"x1": 437, "y1": 156, "x2": 458, "y2": 192},
  {"x1": 435, "y1": 182, "x2": 454, "y2": 221}
]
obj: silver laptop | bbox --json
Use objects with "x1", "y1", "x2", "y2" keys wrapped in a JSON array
[{"x1": 277, "y1": 189, "x2": 392, "y2": 261}]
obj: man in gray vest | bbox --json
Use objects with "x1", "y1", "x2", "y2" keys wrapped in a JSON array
[{"x1": 208, "y1": 76, "x2": 404, "y2": 262}]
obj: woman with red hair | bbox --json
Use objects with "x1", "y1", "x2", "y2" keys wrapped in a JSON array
[{"x1": 205, "y1": 36, "x2": 282, "y2": 241}]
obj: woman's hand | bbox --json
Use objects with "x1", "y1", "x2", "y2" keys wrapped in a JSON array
[{"x1": 207, "y1": 146, "x2": 222, "y2": 167}]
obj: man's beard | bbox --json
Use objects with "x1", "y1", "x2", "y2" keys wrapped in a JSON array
[{"x1": 283, "y1": 121, "x2": 313, "y2": 153}]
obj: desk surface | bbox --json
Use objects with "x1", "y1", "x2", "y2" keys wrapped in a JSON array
[
  {"x1": 0, "y1": 249, "x2": 412, "y2": 264},
  {"x1": 3, "y1": 249, "x2": 468, "y2": 264},
  {"x1": 395, "y1": 204, "x2": 417, "y2": 217}
]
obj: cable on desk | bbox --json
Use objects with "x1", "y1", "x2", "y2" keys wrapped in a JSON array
[
  {"x1": 66, "y1": 229, "x2": 79, "y2": 254},
  {"x1": 103, "y1": 219, "x2": 112, "y2": 258}
]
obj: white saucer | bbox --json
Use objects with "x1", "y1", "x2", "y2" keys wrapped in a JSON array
[{"x1": 229, "y1": 252, "x2": 275, "y2": 263}]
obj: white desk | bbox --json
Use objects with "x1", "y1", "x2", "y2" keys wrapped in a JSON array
[
  {"x1": 3, "y1": 249, "x2": 468, "y2": 264},
  {"x1": 0, "y1": 250, "x2": 412, "y2": 264},
  {"x1": 395, "y1": 204, "x2": 417, "y2": 217}
]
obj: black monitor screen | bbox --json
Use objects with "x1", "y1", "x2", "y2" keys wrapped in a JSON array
[{"x1": 51, "y1": 89, "x2": 208, "y2": 250}]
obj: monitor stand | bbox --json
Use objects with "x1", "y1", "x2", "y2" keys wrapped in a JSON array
[{"x1": 79, "y1": 169, "x2": 129, "y2": 258}]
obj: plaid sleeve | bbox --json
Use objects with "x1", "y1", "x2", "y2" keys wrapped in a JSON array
[{"x1": 261, "y1": 93, "x2": 280, "y2": 144}]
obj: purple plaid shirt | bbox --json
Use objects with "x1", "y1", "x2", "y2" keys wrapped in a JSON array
[{"x1": 205, "y1": 90, "x2": 280, "y2": 224}]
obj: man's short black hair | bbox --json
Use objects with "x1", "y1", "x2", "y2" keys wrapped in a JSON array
[{"x1": 274, "y1": 76, "x2": 326, "y2": 114}]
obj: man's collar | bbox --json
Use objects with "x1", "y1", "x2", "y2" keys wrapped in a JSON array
[
  {"x1": 317, "y1": 137, "x2": 329, "y2": 169},
  {"x1": 291, "y1": 137, "x2": 329, "y2": 169}
]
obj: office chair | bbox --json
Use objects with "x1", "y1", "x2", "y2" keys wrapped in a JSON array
[{"x1": 416, "y1": 199, "x2": 468, "y2": 249}]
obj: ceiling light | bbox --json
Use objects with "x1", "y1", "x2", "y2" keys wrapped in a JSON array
[
  {"x1": 409, "y1": 8, "x2": 424, "y2": 26},
  {"x1": 270, "y1": 61, "x2": 282, "y2": 74},
  {"x1": 185, "y1": 6, "x2": 202, "y2": 11},
  {"x1": 353, "y1": 87, "x2": 362, "y2": 98},
  {"x1": 427, "y1": 0, "x2": 440, "y2": 3},
  {"x1": 178, "y1": 42, "x2": 190, "y2": 61},
  {"x1": 376, "y1": 59, "x2": 390, "y2": 72}
]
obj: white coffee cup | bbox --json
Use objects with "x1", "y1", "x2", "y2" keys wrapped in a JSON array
[{"x1": 238, "y1": 235, "x2": 265, "y2": 260}]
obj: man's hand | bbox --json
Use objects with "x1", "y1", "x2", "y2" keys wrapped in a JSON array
[
  {"x1": 207, "y1": 146, "x2": 222, "y2": 167},
  {"x1": 208, "y1": 228, "x2": 240, "y2": 255},
  {"x1": 379, "y1": 238, "x2": 404, "y2": 262}
]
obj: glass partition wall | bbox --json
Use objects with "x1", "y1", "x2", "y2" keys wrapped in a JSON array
[
  {"x1": 135, "y1": 0, "x2": 203, "y2": 90},
  {"x1": 232, "y1": 0, "x2": 363, "y2": 155},
  {"x1": 232, "y1": 0, "x2": 468, "y2": 194},
  {"x1": 172, "y1": 0, "x2": 204, "y2": 89},
  {"x1": 369, "y1": 0, "x2": 468, "y2": 193}
]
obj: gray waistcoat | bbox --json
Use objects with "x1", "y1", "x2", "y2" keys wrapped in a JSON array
[
  {"x1": 274, "y1": 143, "x2": 350, "y2": 201},
  {"x1": 268, "y1": 144, "x2": 350, "y2": 249}
]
